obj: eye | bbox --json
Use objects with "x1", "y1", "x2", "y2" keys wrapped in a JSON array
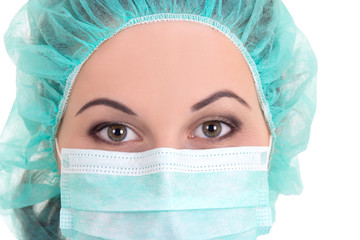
[
  {"x1": 193, "y1": 120, "x2": 232, "y2": 139},
  {"x1": 96, "y1": 123, "x2": 138, "y2": 143}
]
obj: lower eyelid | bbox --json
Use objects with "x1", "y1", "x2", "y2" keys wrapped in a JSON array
[{"x1": 190, "y1": 129, "x2": 238, "y2": 143}]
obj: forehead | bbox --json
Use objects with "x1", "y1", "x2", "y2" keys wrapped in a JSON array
[{"x1": 68, "y1": 20, "x2": 259, "y2": 113}]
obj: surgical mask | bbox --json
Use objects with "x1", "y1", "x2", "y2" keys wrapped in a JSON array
[{"x1": 55, "y1": 138, "x2": 273, "y2": 240}]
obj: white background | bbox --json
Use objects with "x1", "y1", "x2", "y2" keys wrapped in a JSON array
[{"x1": 1, "y1": 1, "x2": 360, "y2": 239}]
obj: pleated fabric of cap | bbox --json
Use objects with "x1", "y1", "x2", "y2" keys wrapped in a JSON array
[{"x1": 0, "y1": 0, "x2": 317, "y2": 239}]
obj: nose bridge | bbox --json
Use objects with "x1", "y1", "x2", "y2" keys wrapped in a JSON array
[
  {"x1": 150, "y1": 130, "x2": 184, "y2": 149},
  {"x1": 143, "y1": 94, "x2": 188, "y2": 149},
  {"x1": 145, "y1": 115, "x2": 186, "y2": 149}
]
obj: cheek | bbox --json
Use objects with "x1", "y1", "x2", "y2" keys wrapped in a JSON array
[
  {"x1": 57, "y1": 112, "x2": 89, "y2": 147},
  {"x1": 238, "y1": 115, "x2": 270, "y2": 146},
  {"x1": 249, "y1": 119, "x2": 271, "y2": 146},
  {"x1": 231, "y1": 131, "x2": 269, "y2": 146}
]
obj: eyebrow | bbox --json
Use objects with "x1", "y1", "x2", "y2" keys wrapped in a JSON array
[
  {"x1": 75, "y1": 90, "x2": 250, "y2": 117},
  {"x1": 191, "y1": 90, "x2": 251, "y2": 111},
  {"x1": 75, "y1": 98, "x2": 137, "y2": 117}
]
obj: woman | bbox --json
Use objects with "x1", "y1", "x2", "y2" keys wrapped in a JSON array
[{"x1": 0, "y1": 1, "x2": 317, "y2": 239}]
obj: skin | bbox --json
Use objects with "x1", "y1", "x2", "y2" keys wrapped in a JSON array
[{"x1": 55, "y1": 21, "x2": 270, "y2": 172}]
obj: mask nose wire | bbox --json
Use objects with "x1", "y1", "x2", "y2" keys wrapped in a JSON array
[{"x1": 55, "y1": 137, "x2": 61, "y2": 160}]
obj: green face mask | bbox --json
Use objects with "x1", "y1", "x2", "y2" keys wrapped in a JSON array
[{"x1": 55, "y1": 138, "x2": 273, "y2": 240}]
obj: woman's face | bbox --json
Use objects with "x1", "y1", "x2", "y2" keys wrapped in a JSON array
[{"x1": 55, "y1": 21, "x2": 270, "y2": 172}]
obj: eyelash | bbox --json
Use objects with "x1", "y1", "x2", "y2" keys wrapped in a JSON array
[{"x1": 88, "y1": 116, "x2": 241, "y2": 145}]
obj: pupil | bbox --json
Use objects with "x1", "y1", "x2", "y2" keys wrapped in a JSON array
[
  {"x1": 113, "y1": 128, "x2": 123, "y2": 135},
  {"x1": 207, "y1": 124, "x2": 217, "y2": 132}
]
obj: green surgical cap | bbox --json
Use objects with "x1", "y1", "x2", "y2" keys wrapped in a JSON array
[{"x1": 0, "y1": 0, "x2": 317, "y2": 239}]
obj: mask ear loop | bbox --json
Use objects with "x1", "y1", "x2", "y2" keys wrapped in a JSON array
[
  {"x1": 267, "y1": 134, "x2": 273, "y2": 171},
  {"x1": 55, "y1": 137, "x2": 61, "y2": 160}
]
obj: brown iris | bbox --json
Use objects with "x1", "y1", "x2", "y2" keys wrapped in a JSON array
[
  {"x1": 202, "y1": 121, "x2": 222, "y2": 138},
  {"x1": 107, "y1": 124, "x2": 127, "y2": 141}
]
